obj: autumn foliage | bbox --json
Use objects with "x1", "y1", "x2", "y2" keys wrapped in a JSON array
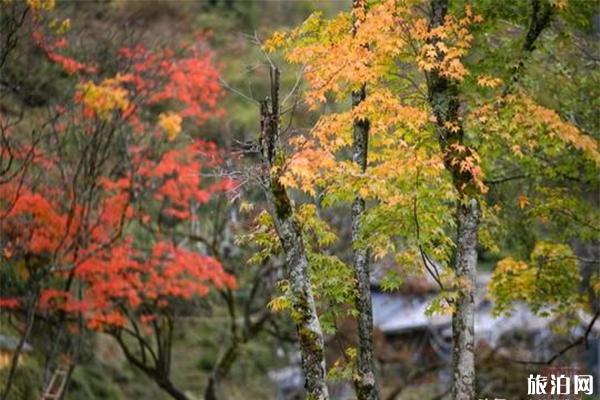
[
  {"x1": 1, "y1": 1, "x2": 599, "y2": 399},
  {"x1": 0, "y1": 23, "x2": 235, "y2": 333}
]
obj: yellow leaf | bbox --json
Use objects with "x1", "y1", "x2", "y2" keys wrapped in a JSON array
[
  {"x1": 158, "y1": 112, "x2": 182, "y2": 141},
  {"x1": 518, "y1": 195, "x2": 529, "y2": 209},
  {"x1": 267, "y1": 296, "x2": 290, "y2": 313}
]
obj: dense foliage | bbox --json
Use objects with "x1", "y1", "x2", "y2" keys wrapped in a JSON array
[{"x1": 0, "y1": 1, "x2": 598, "y2": 400}]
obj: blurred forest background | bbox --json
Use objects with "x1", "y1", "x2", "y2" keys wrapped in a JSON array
[{"x1": 0, "y1": 1, "x2": 598, "y2": 400}]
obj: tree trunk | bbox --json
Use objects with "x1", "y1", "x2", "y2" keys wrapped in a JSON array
[
  {"x1": 451, "y1": 199, "x2": 478, "y2": 400},
  {"x1": 350, "y1": 0, "x2": 379, "y2": 397},
  {"x1": 259, "y1": 66, "x2": 329, "y2": 400},
  {"x1": 204, "y1": 341, "x2": 238, "y2": 400},
  {"x1": 204, "y1": 306, "x2": 270, "y2": 400},
  {"x1": 424, "y1": 1, "x2": 554, "y2": 398},
  {"x1": 427, "y1": 1, "x2": 478, "y2": 398},
  {"x1": 2, "y1": 291, "x2": 38, "y2": 400},
  {"x1": 113, "y1": 329, "x2": 189, "y2": 400},
  {"x1": 270, "y1": 192, "x2": 329, "y2": 400},
  {"x1": 157, "y1": 378, "x2": 190, "y2": 400},
  {"x1": 350, "y1": 84, "x2": 379, "y2": 400}
]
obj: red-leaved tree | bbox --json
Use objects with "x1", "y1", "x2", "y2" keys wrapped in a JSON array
[{"x1": 1, "y1": 17, "x2": 233, "y2": 400}]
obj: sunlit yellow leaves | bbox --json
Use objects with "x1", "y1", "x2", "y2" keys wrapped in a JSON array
[
  {"x1": 414, "y1": 5, "x2": 480, "y2": 81},
  {"x1": 551, "y1": 0, "x2": 567, "y2": 10},
  {"x1": 275, "y1": 10, "x2": 353, "y2": 106},
  {"x1": 237, "y1": 211, "x2": 280, "y2": 266},
  {"x1": 296, "y1": 204, "x2": 338, "y2": 247},
  {"x1": 444, "y1": 121, "x2": 461, "y2": 133},
  {"x1": 446, "y1": 143, "x2": 487, "y2": 193},
  {"x1": 262, "y1": 31, "x2": 287, "y2": 53},
  {"x1": 518, "y1": 195, "x2": 529, "y2": 209},
  {"x1": 524, "y1": 187, "x2": 600, "y2": 242},
  {"x1": 26, "y1": 0, "x2": 55, "y2": 10},
  {"x1": 469, "y1": 92, "x2": 600, "y2": 175},
  {"x1": 521, "y1": 96, "x2": 600, "y2": 164},
  {"x1": 48, "y1": 17, "x2": 70, "y2": 35},
  {"x1": 280, "y1": 140, "x2": 337, "y2": 195},
  {"x1": 78, "y1": 76, "x2": 131, "y2": 121},
  {"x1": 158, "y1": 112, "x2": 182, "y2": 141},
  {"x1": 354, "y1": 88, "x2": 428, "y2": 132},
  {"x1": 258, "y1": 0, "x2": 600, "y2": 337},
  {"x1": 267, "y1": 0, "x2": 436, "y2": 216},
  {"x1": 267, "y1": 295, "x2": 291, "y2": 313},
  {"x1": 490, "y1": 257, "x2": 530, "y2": 310},
  {"x1": 489, "y1": 242, "x2": 582, "y2": 316},
  {"x1": 311, "y1": 113, "x2": 353, "y2": 152},
  {"x1": 351, "y1": 0, "x2": 367, "y2": 24},
  {"x1": 239, "y1": 200, "x2": 254, "y2": 213},
  {"x1": 477, "y1": 75, "x2": 503, "y2": 89},
  {"x1": 412, "y1": 17, "x2": 429, "y2": 39},
  {"x1": 269, "y1": 0, "x2": 412, "y2": 108},
  {"x1": 478, "y1": 203, "x2": 502, "y2": 254}
]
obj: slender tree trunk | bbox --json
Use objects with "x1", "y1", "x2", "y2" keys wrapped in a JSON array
[
  {"x1": 204, "y1": 341, "x2": 239, "y2": 400},
  {"x1": 427, "y1": 1, "x2": 478, "y2": 398},
  {"x1": 1, "y1": 291, "x2": 38, "y2": 400},
  {"x1": 451, "y1": 199, "x2": 478, "y2": 400},
  {"x1": 157, "y1": 378, "x2": 190, "y2": 400},
  {"x1": 349, "y1": 0, "x2": 379, "y2": 398},
  {"x1": 259, "y1": 66, "x2": 329, "y2": 400},
  {"x1": 425, "y1": 1, "x2": 553, "y2": 397},
  {"x1": 350, "y1": 85, "x2": 379, "y2": 400},
  {"x1": 113, "y1": 329, "x2": 190, "y2": 400}
]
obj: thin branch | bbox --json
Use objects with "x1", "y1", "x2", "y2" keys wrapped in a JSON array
[
  {"x1": 413, "y1": 168, "x2": 443, "y2": 289},
  {"x1": 219, "y1": 77, "x2": 259, "y2": 104},
  {"x1": 508, "y1": 312, "x2": 599, "y2": 365},
  {"x1": 282, "y1": 65, "x2": 305, "y2": 106}
]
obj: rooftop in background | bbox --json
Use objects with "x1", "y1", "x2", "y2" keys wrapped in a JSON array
[
  {"x1": 371, "y1": 271, "x2": 600, "y2": 346},
  {"x1": 0, "y1": 334, "x2": 33, "y2": 353}
]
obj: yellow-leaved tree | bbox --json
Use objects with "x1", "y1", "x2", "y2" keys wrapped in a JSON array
[{"x1": 265, "y1": 0, "x2": 599, "y2": 399}]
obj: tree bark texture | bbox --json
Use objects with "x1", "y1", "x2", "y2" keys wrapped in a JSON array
[
  {"x1": 350, "y1": 84, "x2": 379, "y2": 400},
  {"x1": 350, "y1": 0, "x2": 379, "y2": 398},
  {"x1": 426, "y1": 1, "x2": 553, "y2": 398},
  {"x1": 259, "y1": 66, "x2": 329, "y2": 400},
  {"x1": 427, "y1": 1, "x2": 478, "y2": 398},
  {"x1": 451, "y1": 199, "x2": 479, "y2": 400}
]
